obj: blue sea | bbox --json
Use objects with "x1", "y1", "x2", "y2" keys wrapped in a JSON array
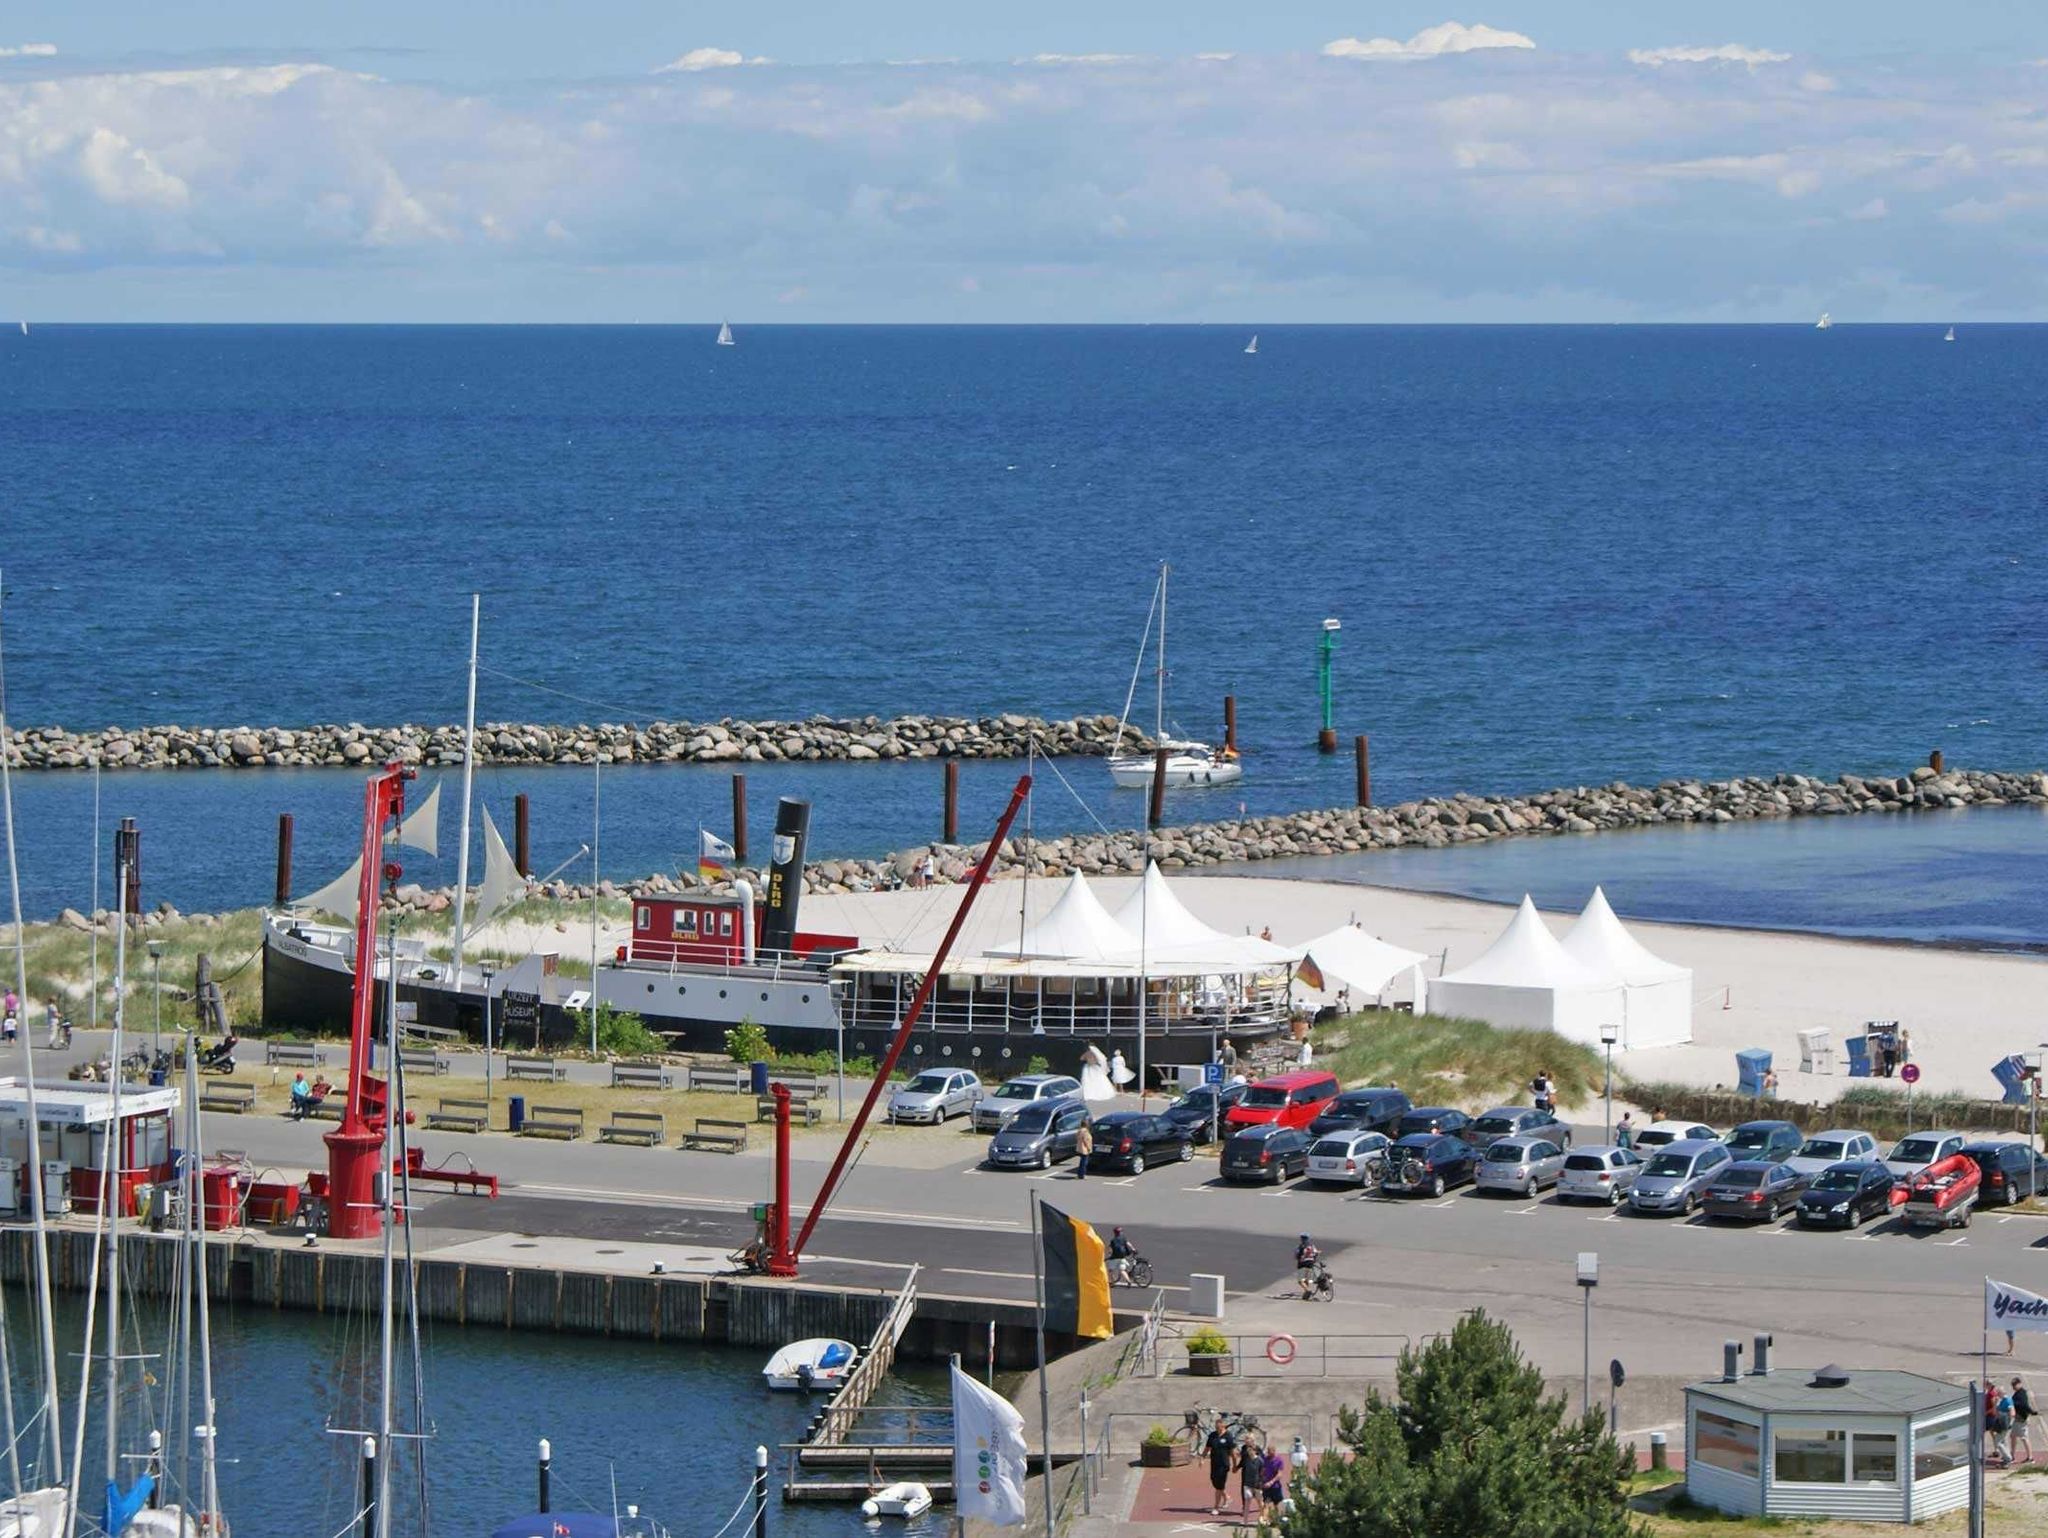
[{"x1": 4, "y1": 325, "x2": 2045, "y2": 936}]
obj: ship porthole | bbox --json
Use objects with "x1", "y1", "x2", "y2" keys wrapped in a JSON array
[
  {"x1": 678, "y1": 986, "x2": 687, "y2": 995},
  {"x1": 645, "y1": 984, "x2": 654, "y2": 994},
  {"x1": 802, "y1": 994, "x2": 811, "y2": 1003},
  {"x1": 760, "y1": 992, "x2": 770, "y2": 1002},
  {"x1": 941, "y1": 1045, "x2": 952, "y2": 1056},
  {"x1": 719, "y1": 989, "x2": 728, "y2": 999},
  {"x1": 1001, "y1": 1047, "x2": 1013, "y2": 1058},
  {"x1": 971, "y1": 1047, "x2": 982, "y2": 1058},
  {"x1": 912, "y1": 1044, "x2": 925, "y2": 1056}
]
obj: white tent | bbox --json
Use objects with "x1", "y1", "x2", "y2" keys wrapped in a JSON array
[
  {"x1": 1297, "y1": 924, "x2": 1430, "y2": 1008},
  {"x1": 983, "y1": 872, "x2": 1135, "y2": 963},
  {"x1": 1559, "y1": 886, "x2": 1693, "y2": 1049},
  {"x1": 1108, "y1": 863, "x2": 1298, "y2": 972},
  {"x1": 1428, "y1": 895, "x2": 1624, "y2": 1044}
]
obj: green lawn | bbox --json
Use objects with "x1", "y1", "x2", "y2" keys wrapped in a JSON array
[{"x1": 1311, "y1": 1008, "x2": 1606, "y2": 1109}]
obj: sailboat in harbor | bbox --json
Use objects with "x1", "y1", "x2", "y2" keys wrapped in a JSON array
[
  {"x1": 715, "y1": 321, "x2": 734, "y2": 347},
  {"x1": 1106, "y1": 564, "x2": 1242, "y2": 791},
  {"x1": 1243, "y1": 334, "x2": 1258, "y2": 355},
  {"x1": 1815, "y1": 312, "x2": 1833, "y2": 330}
]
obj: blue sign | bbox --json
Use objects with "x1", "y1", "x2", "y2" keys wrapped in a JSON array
[{"x1": 1203, "y1": 1062, "x2": 1223, "y2": 1085}]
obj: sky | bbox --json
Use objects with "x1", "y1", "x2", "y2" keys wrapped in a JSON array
[{"x1": 2, "y1": 3, "x2": 2046, "y2": 322}]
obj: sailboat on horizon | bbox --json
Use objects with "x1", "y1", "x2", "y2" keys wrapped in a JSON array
[
  {"x1": 715, "y1": 320, "x2": 734, "y2": 347},
  {"x1": 1944, "y1": 325, "x2": 1956, "y2": 342},
  {"x1": 1243, "y1": 334, "x2": 1258, "y2": 355},
  {"x1": 1815, "y1": 312, "x2": 1834, "y2": 330}
]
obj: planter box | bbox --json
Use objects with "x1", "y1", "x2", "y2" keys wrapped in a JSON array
[
  {"x1": 1140, "y1": 1441, "x2": 1190, "y2": 1468},
  {"x1": 1187, "y1": 1353, "x2": 1235, "y2": 1378}
]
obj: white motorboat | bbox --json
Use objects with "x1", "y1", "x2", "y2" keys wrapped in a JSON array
[
  {"x1": 1815, "y1": 311, "x2": 1833, "y2": 330},
  {"x1": 763, "y1": 1337, "x2": 856, "y2": 1392},
  {"x1": 716, "y1": 320, "x2": 734, "y2": 346},
  {"x1": 1106, "y1": 564, "x2": 1243, "y2": 790},
  {"x1": 861, "y1": 1482, "x2": 934, "y2": 1520}
]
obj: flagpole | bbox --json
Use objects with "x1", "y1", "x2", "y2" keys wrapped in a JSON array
[{"x1": 1030, "y1": 1188, "x2": 1055, "y2": 1538}]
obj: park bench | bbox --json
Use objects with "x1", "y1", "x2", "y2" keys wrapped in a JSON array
[
  {"x1": 264, "y1": 1040, "x2": 323, "y2": 1069},
  {"x1": 610, "y1": 1062, "x2": 673, "y2": 1091},
  {"x1": 425, "y1": 1097, "x2": 489, "y2": 1134},
  {"x1": 757, "y1": 1095, "x2": 823, "y2": 1126},
  {"x1": 766, "y1": 1071, "x2": 824, "y2": 1100},
  {"x1": 200, "y1": 1082, "x2": 257, "y2": 1115},
  {"x1": 304, "y1": 1097, "x2": 343, "y2": 1121},
  {"x1": 507, "y1": 1055, "x2": 568, "y2": 1083},
  {"x1": 686, "y1": 1063, "x2": 746, "y2": 1093},
  {"x1": 682, "y1": 1118, "x2": 748, "y2": 1154},
  {"x1": 398, "y1": 1046, "x2": 449, "y2": 1077},
  {"x1": 517, "y1": 1105, "x2": 584, "y2": 1140},
  {"x1": 599, "y1": 1110, "x2": 667, "y2": 1147},
  {"x1": 400, "y1": 1022, "x2": 461, "y2": 1044}
]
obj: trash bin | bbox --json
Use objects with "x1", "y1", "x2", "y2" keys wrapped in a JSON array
[
  {"x1": 508, "y1": 1095, "x2": 526, "y2": 1133},
  {"x1": 750, "y1": 1061, "x2": 770, "y2": 1095},
  {"x1": 200, "y1": 1166, "x2": 239, "y2": 1232},
  {"x1": 148, "y1": 1068, "x2": 166, "y2": 1088}
]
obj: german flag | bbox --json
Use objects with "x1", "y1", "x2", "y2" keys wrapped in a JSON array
[{"x1": 1039, "y1": 1202, "x2": 1113, "y2": 1339}]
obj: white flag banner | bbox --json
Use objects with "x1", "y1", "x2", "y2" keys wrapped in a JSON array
[
  {"x1": 951, "y1": 1361, "x2": 1029, "y2": 1527},
  {"x1": 1985, "y1": 1277, "x2": 2048, "y2": 1333}
]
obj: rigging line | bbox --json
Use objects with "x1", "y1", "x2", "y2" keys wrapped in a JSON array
[
  {"x1": 316, "y1": 1503, "x2": 373, "y2": 1538},
  {"x1": 703, "y1": 1473, "x2": 760, "y2": 1538},
  {"x1": 1031, "y1": 739, "x2": 1117, "y2": 837}
]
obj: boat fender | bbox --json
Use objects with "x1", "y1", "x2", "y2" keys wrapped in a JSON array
[
  {"x1": 1266, "y1": 1333, "x2": 1297, "y2": 1366},
  {"x1": 861, "y1": 1498, "x2": 880, "y2": 1518}
]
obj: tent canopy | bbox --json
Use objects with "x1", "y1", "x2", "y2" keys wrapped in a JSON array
[
  {"x1": 1110, "y1": 863, "x2": 1231, "y2": 949},
  {"x1": 1434, "y1": 896, "x2": 1610, "y2": 990},
  {"x1": 983, "y1": 872, "x2": 1136, "y2": 962},
  {"x1": 1559, "y1": 886, "x2": 1688, "y2": 983},
  {"x1": 1297, "y1": 925, "x2": 1429, "y2": 998}
]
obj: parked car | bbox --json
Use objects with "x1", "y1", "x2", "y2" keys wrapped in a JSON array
[
  {"x1": 886, "y1": 1068, "x2": 983, "y2": 1125},
  {"x1": 1784, "y1": 1129, "x2": 1880, "y2": 1179},
  {"x1": 1883, "y1": 1131, "x2": 1966, "y2": 1180},
  {"x1": 1223, "y1": 1070, "x2": 1342, "y2": 1133},
  {"x1": 1465, "y1": 1106, "x2": 1572, "y2": 1152},
  {"x1": 1307, "y1": 1087, "x2": 1413, "y2": 1139},
  {"x1": 1383, "y1": 1133, "x2": 1479, "y2": 1197},
  {"x1": 1701, "y1": 1160, "x2": 1809, "y2": 1222},
  {"x1": 985, "y1": 1099, "x2": 1092, "y2": 1170},
  {"x1": 1086, "y1": 1112, "x2": 1193, "y2": 1175},
  {"x1": 1162, "y1": 1082, "x2": 1249, "y2": 1144},
  {"x1": 970, "y1": 1073, "x2": 1082, "y2": 1132},
  {"x1": 1394, "y1": 1107, "x2": 1473, "y2": 1141},
  {"x1": 1960, "y1": 1141, "x2": 2048, "y2": 1207},
  {"x1": 1629, "y1": 1139, "x2": 1735, "y2": 1216},
  {"x1": 1220, "y1": 1124, "x2": 1313, "y2": 1184},
  {"x1": 1632, "y1": 1120, "x2": 1717, "y2": 1152},
  {"x1": 1721, "y1": 1120, "x2": 1802, "y2": 1164},
  {"x1": 1796, "y1": 1160, "x2": 1898, "y2": 1229},
  {"x1": 1474, "y1": 1135, "x2": 1570, "y2": 1197},
  {"x1": 1306, "y1": 1129, "x2": 1393, "y2": 1186},
  {"x1": 1558, "y1": 1146, "x2": 1645, "y2": 1206}
]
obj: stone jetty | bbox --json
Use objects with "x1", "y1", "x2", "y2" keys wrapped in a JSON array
[{"x1": 0, "y1": 713, "x2": 1141, "y2": 770}]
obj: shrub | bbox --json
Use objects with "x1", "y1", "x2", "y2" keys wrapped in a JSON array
[
  {"x1": 1143, "y1": 1424, "x2": 1176, "y2": 1447},
  {"x1": 1186, "y1": 1327, "x2": 1231, "y2": 1356},
  {"x1": 592, "y1": 1004, "x2": 663, "y2": 1058},
  {"x1": 1027, "y1": 1055, "x2": 1052, "y2": 1076},
  {"x1": 725, "y1": 1020, "x2": 771, "y2": 1064}
]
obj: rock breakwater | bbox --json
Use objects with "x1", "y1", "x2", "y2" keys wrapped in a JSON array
[{"x1": 1, "y1": 713, "x2": 1141, "y2": 771}]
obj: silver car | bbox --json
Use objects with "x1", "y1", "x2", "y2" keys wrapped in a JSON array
[
  {"x1": 1474, "y1": 1135, "x2": 1569, "y2": 1197},
  {"x1": 1884, "y1": 1131, "x2": 1965, "y2": 1180},
  {"x1": 1632, "y1": 1120, "x2": 1716, "y2": 1152},
  {"x1": 1558, "y1": 1145, "x2": 1645, "y2": 1205},
  {"x1": 1784, "y1": 1129, "x2": 1879, "y2": 1179},
  {"x1": 1306, "y1": 1130, "x2": 1393, "y2": 1186},
  {"x1": 970, "y1": 1073, "x2": 1081, "y2": 1132},
  {"x1": 1629, "y1": 1138, "x2": 1735, "y2": 1215},
  {"x1": 886, "y1": 1068, "x2": 983, "y2": 1125},
  {"x1": 986, "y1": 1099, "x2": 1092, "y2": 1170}
]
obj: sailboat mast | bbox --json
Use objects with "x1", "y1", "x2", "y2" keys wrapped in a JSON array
[
  {"x1": 1154, "y1": 563, "x2": 1169, "y2": 741},
  {"x1": 449, "y1": 594, "x2": 480, "y2": 996},
  {"x1": 105, "y1": 843, "x2": 129, "y2": 1493},
  {"x1": 187, "y1": 1046, "x2": 221, "y2": 1528}
]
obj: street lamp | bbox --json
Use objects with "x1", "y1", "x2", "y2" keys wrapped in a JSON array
[
  {"x1": 1599, "y1": 1023, "x2": 1619, "y2": 1143},
  {"x1": 480, "y1": 964, "x2": 498, "y2": 1111},
  {"x1": 146, "y1": 939, "x2": 164, "y2": 1066},
  {"x1": 1577, "y1": 1252, "x2": 1599, "y2": 1417}
]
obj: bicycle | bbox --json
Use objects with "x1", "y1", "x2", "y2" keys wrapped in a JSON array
[{"x1": 1109, "y1": 1253, "x2": 1155, "y2": 1288}]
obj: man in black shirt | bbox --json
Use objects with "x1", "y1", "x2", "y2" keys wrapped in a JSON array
[{"x1": 1204, "y1": 1418, "x2": 1236, "y2": 1515}]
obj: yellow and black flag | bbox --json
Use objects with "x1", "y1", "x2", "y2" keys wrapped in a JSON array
[{"x1": 1038, "y1": 1202, "x2": 1113, "y2": 1339}]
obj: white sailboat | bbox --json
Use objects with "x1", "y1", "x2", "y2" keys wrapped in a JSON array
[
  {"x1": 1944, "y1": 326, "x2": 1956, "y2": 343},
  {"x1": 1106, "y1": 564, "x2": 1242, "y2": 790},
  {"x1": 16, "y1": 322, "x2": 24, "y2": 337},
  {"x1": 1815, "y1": 312, "x2": 1833, "y2": 330},
  {"x1": 715, "y1": 321, "x2": 734, "y2": 347},
  {"x1": 1243, "y1": 334, "x2": 1258, "y2": 355}
]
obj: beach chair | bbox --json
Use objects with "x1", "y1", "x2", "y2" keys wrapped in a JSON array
[
  {"x1": 1844, "y1": 1036, "x2": 1871, "y2": 1078},
  {"x1": 1736, "y1": 1048, "x2": 1772, "y2": 1098},
  {"x1": 1796, "y1": 1029, "x2": 1833, "y2": 1075}
]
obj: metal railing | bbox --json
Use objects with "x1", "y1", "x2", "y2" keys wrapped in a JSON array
[
  {"x1": 835, "y1": 995, "x2": 1288, "y2": 1038},
  {"x1": 1149, "y1": 1332, "x2": 1412, "y2": 1379}
]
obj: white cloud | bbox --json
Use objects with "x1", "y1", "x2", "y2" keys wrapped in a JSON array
[
  {"x1": 1018, "y1": 54, "x2": 1138, "y2": 66},
  {"x1": 0, "y1": 43, "x2": 56, "y2": 58},
  {"x1": 80, "y1": 128, "x2": 189, "y2": 208},
  {"x1": 1846, "y1": 197, "x2": 1888, "y2": 220},
  {"x1": 1194, "y1": 53, "x2": 1237, "y2": 63},
  {"x1": 656, "y1": 48, "x2": 768, "y2": 73},
  {"x1": 1322, "y1": 23, "x2": 1535, "y2": 62},
  {"x1": 1800, "y1": 71, "x2": 1838, "y2": 92},
  {"x1": 1628, "y1": 45, "x2": 1791, "y2": 69}
]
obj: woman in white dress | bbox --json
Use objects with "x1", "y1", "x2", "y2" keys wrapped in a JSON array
[
  {"x1": 1080, "y1": 1042, "x2": 1114, "y2": 1103},
  {"x1": 1110, "y1": 1049, "x2": 1135, "y2": 1089}
]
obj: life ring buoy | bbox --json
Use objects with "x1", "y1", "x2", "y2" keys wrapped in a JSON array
[{"x1": 1265, "y1": 1333, "x2": 1297, "y2": 1366}]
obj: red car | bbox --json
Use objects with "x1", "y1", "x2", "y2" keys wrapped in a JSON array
[{"x1": 1223, "y1": 1070, "x2": 1340, "y2": 1133}]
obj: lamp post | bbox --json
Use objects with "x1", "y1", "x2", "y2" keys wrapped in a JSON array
[
  {"x1": 2031, "y1": 1046, "x2": 2046, "y2": 1165},
  {"x1": 481, "y1": 963, "x2": 498, "y2": 1112},
  {"x1": 146, "y1": 939, "x2": 164, "y2": 1066},
  {"x1": 1576, "y1": 1252, "x2": 1599, "y2": 1417},
  {"x1": 1599, "y1": 1023, "x2": 1619, "y2": 1143}
]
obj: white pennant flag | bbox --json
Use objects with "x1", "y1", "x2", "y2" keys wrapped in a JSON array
[
  {"x1": 1986, "y1": 1276, "x2": 2048, "y2": 1333},
  {"x1": 951, "y1": 1361, "x2": 1029, "y2": 1527}
]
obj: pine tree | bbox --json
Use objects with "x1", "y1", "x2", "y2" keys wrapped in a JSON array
[{"x1": 1284, "y1": 1311, "x2": 1643, "y2": 1538}]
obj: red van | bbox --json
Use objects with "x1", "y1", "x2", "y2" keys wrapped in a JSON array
[{"x1": 1224, "y1": 1070, "x2": 1342, "y2": 1133}]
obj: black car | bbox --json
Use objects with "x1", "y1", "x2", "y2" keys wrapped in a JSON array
[
  {"x1": 1463, "y1": 1106, "x2": 1572, "y2": 1151},
  {"x1": 1163, "y1": 1082, "x2": 1250, "y2": 1144},
  {"x1": 1086, "y1": 1112, "x2": 1194, "y2": 1175},
  {"x1": 1722, "y1": 1120, "x2": 1802, "y2": 1164},
  {"x1": 1961, "y1": 1142, "x2": 2048, "y2": 1207},
  {"x1": 1701, "y1": 1160, "x2": 1808, "y2": 1222},
  {"x1": 1307, "y1": 1087, "x2": 1413, "y2": 1139},
  {"x1": 1220, "y1": 1124, "x2": 1312, "y2": 1184},
  {"x1": 1796, "y1": 1160, "x2": 1898, "y2": 1229},
  {"x1": 1382, "y1": 1133, "x2": 1478, "y2": 1196},
  {"x1": 1394, "y1": 1107, "x2": 1472, "y2": 1141}
]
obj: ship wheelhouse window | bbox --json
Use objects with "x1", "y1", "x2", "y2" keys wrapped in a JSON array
[
  {"x1": 675, "y1": 911, "x2": 697, "y2": 934},
  {"x1": 635, "y1": 906, "x2": 650, "y2": 930},
  {"x1": 720, "y1": 913, "x2": 733, "y2": 936}
]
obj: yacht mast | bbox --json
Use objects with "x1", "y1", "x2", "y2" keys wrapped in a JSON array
[
  {"x1": 186, "y1": 1045, "x2": 221, "y2": 1529},
  {"x1": 1153, "y1": 563, "x2": 1168, "y2": 742},
  {"x1": 448, "y1": 594, "x2": 480, "y2": 993},
  {"x1": 105, "y1": 841, "x2": 129, "y2": 1497}
]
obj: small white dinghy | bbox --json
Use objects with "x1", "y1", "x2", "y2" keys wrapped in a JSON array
[
  {"x1": 763, "y1": 1337, "x2": 856, "y2": 1392},
  {"x1": 861, "y1": 1483, "x2": 934, "y2": 1520}
]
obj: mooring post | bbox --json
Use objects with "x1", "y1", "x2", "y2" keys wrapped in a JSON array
[
  {"x1": 117, "y1": 816, "x2": 141, "y2": 924},
  {"x1": 1223, "y1": 695, "x2": 1237, "y2": 755},
  {"x1": 1929, "y1": 748, "x2": 1944, "y2": 774},
  {"x1": 732, "y1": 773, "x2": 749, "y2": 864},
  {"x1": 359, "y1": 1438, "x2": 377, "y2": 1537},
  {"x1": 1317, "y1": 618, "x2": 1341, "y2": 753},
  {"x1": 513, "y1": 793, "x2": 531, "y2": 877},
  {"x1": 1355, "y1": 734, "x2": 1371, "y2": 807},
  {"x1": 275, "y1": 814, "x2": 294, "y2": 906},
  {"x1": 1148, "y1": 748, "x2": 1169, "y2": 828},
  {"x1": 537, "y1": 1437, "x2": 551, "y2": 1513},
  {"x1": 752, "y1": 1444, "x2": 769, "y2": 1538},
  {"x1": 766, "y1": 1082, "x2": 797, "y2": 1276},
  {"x1": 943, "y1": 760, "x2": 959, "y2": 844}
]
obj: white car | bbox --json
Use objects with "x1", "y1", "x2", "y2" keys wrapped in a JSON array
[
  {"x1": 1631, "y1": 1120, "x2": 1716, "y2": 1152},
  {"x1": 1558, "y1": 1145, "x2": 1645, "y2": 1206},
  {"x1": 886, "y1": 1068, "x2": 983, "y2": 1125},
  {"x1": 1784, "y1": 1129, "x2": 1879, "y2": 1179},
  {"x1": 969, "y1": 1073, "x2": 1081, "y2": 1133},
  {"x1": 1883, "y1": 1130, "x2": 1965, "y2": 1180},
  {"x1": 1306, "y1": 1129, "x2": 1392, "y2": 1186}
]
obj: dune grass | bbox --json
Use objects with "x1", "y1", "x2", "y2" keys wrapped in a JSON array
[
  {"x1": 1310, "y1": 1008, "x2": 1606, "y2": 1111},
  {"x1": 6, "y1": 909, "x2": 270, "y2": 1031}
]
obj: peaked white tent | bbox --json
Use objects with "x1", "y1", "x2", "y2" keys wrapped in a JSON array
[
  {"x1": 1560, "y1": 887, "x2": 1693, "y2": 1049},
  {"x1": 1108, "y1": 863, "x2": 1297, "y2": 971},
  {"x1": 984, "y1": 872, "x2": 1135, "y2": 963},
  {"x1": 1428, "y1": 895, "x2": 1624, "y2": 1044},
  {"x1": 1297, "y1": 924, "x2": 1430, "y2": 1008}
]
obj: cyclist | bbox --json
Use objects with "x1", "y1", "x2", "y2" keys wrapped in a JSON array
[
  {"x1": 1294, "y1": 1235, "x2": 1322, "y2": 1298},
  {"x1": 1107, "y1": 1225, "x2": 1137, "y2": 1285}
]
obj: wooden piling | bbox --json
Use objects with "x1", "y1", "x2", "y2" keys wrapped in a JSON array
[
  {"x1": 513, "y1": 794, "x2": 531, "y2": 877},
  {"x1": 1318, "y1": 727, "x2": 1338, "y2": 754},
  {"x1": 1148, "y1": 748, "x2": 1169, "y2": 829},
  {"x1": 732, "y1": 773, "x2": 749, "y2": 863},
  {"x1": 1929, "y1": 749, "x2": 1944, "y2": 774},
  {"x1": 1355, "y1": 735, "x2": 1371, "y2": 807},
  {"x1": 942, "y1": 761, "x2": 959, "y2": 844},
  {"x1": 274, "y1": 814, "x2": 294, "y2": 906},
  {"x1": 1223, "y1": 695, "x2": 1237, "y2": 755}
]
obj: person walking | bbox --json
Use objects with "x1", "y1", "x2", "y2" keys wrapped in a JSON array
[
  {"x1": 2011, "y1": 1376, "x2": 2036, "y2": 1466},
  {"x1": 1898, "y1": 1024, "x2": 1914, "y2": 1068},
  {"x1": 1531, "y1": 1069, "x2": 1555, "y2": 1115},
  {"x1": 1073, "y1": 1120, "x2": 1093, "y2": 1180},
  {"x1": 1204, "y1": 1417, "x2": 1237, "y2": 1516},
  {"x1": 1987, "y1": 1381, "x2": 2012, "y2": 1468},
  {"x1": 1236, "y1": 1433, "x2": 1263, "y2": 1520},
  {"x1": 1220, "y1": 1038, "x2": 1238, "y2": 1077},
  {"x1": 1615, "y1": 1112, "x2": 1635, "y2": 1151},
  {"x1": 1259, "y1": 1444, "x2": 1288, "y2": 1511},
  {"x1": 1, "y1": 990, "x2": 16, "y2": 1045}
]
